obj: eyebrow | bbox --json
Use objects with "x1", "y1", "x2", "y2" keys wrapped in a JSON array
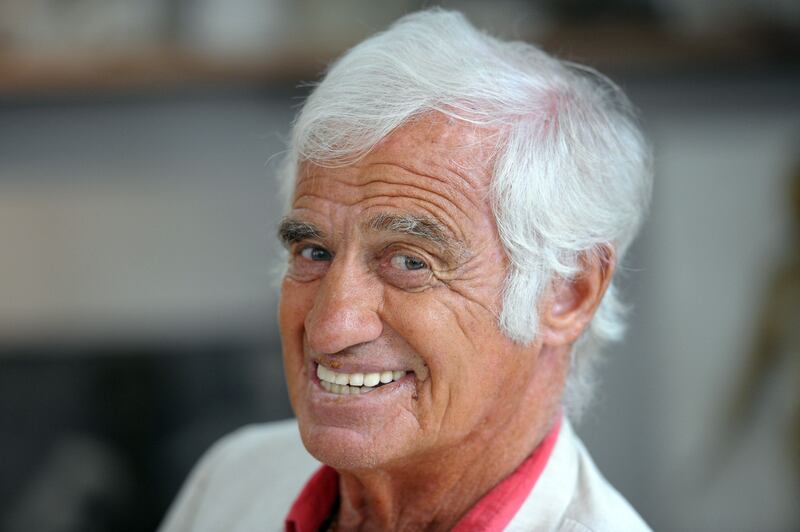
[
  {"x1": 278, "y1": 217, "x2": 324, "y2": 246},
  {"x1": 364, "y1": 212, "x2": 467, "y2": 262}
]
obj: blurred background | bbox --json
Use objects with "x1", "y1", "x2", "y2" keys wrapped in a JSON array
[{"x1": 1, "y1": 1, "x2": 798, "y2": 531}]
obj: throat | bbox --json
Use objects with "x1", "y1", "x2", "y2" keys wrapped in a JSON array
[
  {"x1": 334, "y1": 413, "x2": 559, "y2": 532},
  {"x1": 334, "y1": 448, "x2": 512, "y2": 530}
]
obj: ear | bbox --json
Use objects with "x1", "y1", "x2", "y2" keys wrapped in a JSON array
[{"x1": 539, "y1": 246, "x2": 616, "y2": 347}]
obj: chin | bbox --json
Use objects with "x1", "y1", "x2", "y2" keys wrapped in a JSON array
[{"x1": 297, "y1": 417, "x2": 420, "y2": 472}]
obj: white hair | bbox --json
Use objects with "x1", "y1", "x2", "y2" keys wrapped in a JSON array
[{"x1": 280, "y1": 9, "x2": 653, "y2": 418}]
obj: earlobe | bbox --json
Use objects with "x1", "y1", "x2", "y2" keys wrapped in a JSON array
[{"x1": 540, "y1": 246, "x2": 616, "y2": 346}]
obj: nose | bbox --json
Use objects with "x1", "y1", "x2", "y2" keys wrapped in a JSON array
[{"x1": 304, "y1": 258, "x2": 383, "y2": 355}]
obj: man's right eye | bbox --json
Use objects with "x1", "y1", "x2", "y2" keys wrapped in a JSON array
[{"x1": 299, "y1": 246, "x2": 332, "y2": 261}]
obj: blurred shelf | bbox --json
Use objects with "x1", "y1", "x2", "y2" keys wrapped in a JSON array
[
  {"x1": 0, "y1": 44, "x2": 339, "y2": 95},
  {"x1": 537, "y1": 21, "x2": 800, "y2": 75},
  {"x1": 0, "y1": 23, "x2": 797, "y2": 96}
]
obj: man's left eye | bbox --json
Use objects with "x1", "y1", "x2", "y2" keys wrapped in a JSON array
[{"x1": 390, "y1": 254, "x2": 427, "y2": 271}]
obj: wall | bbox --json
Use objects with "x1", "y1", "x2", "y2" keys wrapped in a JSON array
[{"x1": 1, "y1": 73, "x2": 798, "y2": 530}]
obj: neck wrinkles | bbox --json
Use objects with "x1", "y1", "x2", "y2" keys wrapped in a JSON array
[{"x1": 334, "y1": 407, "x2": 560, "y2": 531}]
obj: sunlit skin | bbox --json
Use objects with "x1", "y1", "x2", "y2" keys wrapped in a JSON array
[{"x1": 278, "y1": 114, "x2": 615, "y2": 531}]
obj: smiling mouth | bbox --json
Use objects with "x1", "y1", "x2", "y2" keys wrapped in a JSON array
[{"x1": 316, "y1": 363, "x2": 408, "y2": 395}]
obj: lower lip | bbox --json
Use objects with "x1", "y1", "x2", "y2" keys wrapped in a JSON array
[{"x1": 301, "y1": 363, "x2": 421, "y2": 430}]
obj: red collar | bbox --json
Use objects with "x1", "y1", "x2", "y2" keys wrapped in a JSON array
[{"x1": 285, "y1": 417, "x2": 561, "y2": 532}]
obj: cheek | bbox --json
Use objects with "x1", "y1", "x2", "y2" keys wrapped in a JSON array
[
  {"x1": 279, "y1": 278, "x2": 315, "y2": 367},
  {"x1": 383, "y1": 290, "x2": 501, "y2": 425},
  {"x1": 279, "y1": 276, "x2": 313, "y2": 322}
]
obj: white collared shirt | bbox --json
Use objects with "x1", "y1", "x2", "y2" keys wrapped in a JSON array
[{"x1": 159, "y1": 418, "x2": 651, "y2": 531}]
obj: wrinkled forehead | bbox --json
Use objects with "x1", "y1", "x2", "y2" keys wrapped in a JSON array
[
  {"x1": 371, "y1": 114, "x2": 499, "y2": 174},
  {"x1": 293, "y1": 113, "x2": 500, "y2": 199}
]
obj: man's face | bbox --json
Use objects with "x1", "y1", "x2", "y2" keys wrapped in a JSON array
[{"x1": 279, "y1": 115, "x2": 551, "y2": 471}]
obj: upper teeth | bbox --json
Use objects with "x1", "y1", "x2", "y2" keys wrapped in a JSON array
[{"x1": 317, "y1": 364, "x2": 406, "y2": 394}]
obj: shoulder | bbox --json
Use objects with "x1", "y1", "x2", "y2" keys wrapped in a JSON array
[
  {"x1": 558, "y1": 426, "x2": 651, "y2": 532},
  {"x1": 158, "y1": 419, "x2": 320, "y2": 532},
  {"x1": 506, "y1": 419, "x2": 651, "y2": 532}
]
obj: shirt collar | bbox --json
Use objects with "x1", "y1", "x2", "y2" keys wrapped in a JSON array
[{"x1": 285, "y1": 417, "x2": 562, "y2": 532}]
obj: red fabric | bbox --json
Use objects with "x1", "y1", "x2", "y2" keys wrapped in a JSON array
[
  {"x1": 284, "y1": 465, "x2": 339, "y2": 532},
  {"x1": 284, "y1": 417, "x2": 561, "y2": 532}
]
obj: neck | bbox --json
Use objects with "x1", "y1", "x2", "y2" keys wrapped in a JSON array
[{"x1": 335, "y1": 394, "x2": 561, "y2": 531}]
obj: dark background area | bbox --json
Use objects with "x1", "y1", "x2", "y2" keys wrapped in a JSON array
[{"x1": 1, "y1": 342, "x2": 291, "y2": 531}]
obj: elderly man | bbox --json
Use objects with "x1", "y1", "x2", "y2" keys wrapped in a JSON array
[{"x1": 160, "y1": 9, "x2": 652, "y2": 532}]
